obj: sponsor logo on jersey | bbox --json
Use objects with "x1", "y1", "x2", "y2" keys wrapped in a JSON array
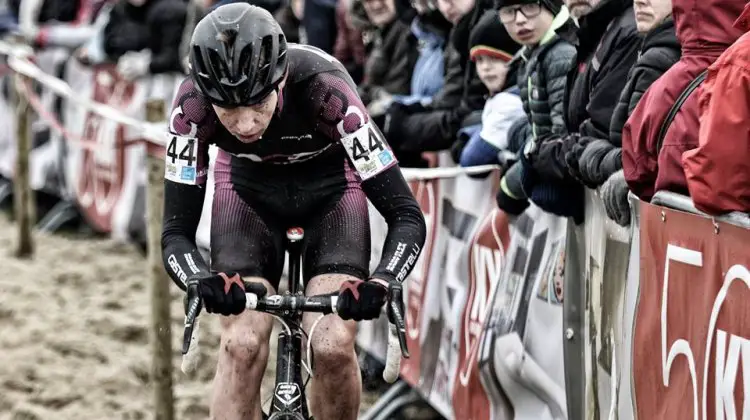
[{"x1": 167, "y1": 254, "x2": 187, "y2": 284}]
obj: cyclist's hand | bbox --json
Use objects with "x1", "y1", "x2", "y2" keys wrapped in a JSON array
[
  {"x1": 336, "y1": 279, "x2": 388, "y2": 321},
  {"x1": 195, "y1": 272, "x2": 261, "y2": 316}
]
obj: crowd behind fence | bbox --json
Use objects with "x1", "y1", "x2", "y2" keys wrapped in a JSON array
[
  {"x1": 2, "y1": 0, "x2": 750, "y2": 417},
  {"x1": 0, "y1": 43, "x2": 749, "y2": 420}
]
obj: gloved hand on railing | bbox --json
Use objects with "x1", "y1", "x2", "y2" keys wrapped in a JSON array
[
  {"x1": 600, "y1": 169, "x2": 630, "y2": 226},
  {"x1": 117, "y1": 49, "x2": 152, "y2": 81}
]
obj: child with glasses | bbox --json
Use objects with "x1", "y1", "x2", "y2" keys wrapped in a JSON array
[{"x1": 494, "y1": 0, "x2": 578, "y2": 216}]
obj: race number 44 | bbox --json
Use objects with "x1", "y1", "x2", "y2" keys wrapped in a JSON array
[
  {"x1": 165, "y1": 135, "x2": 199, "y2": 184},
  {"x1": 341, "y1": 123, "x2": 394, "y2": 180}
]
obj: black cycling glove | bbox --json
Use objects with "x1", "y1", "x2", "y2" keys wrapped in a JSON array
[
  {"x1": 195, "y1": 272, "x2": 267, "y2": 316},
  {"x1": 336, "y1": 280, "x2": 388, "y2": 321}
]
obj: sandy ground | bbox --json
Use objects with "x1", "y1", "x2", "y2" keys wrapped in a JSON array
[{"x1": 0, "y1": 214, "x2": 381, "y2": 419}]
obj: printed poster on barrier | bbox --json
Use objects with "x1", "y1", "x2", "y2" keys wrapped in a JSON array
[
  {"x1": 633, "y1": 202, "x2": 750, "y2": 419},
  {"x1": 423, "y1": 172, "x2": 500, "y2": 417},
  {"x1": 478, "y1": 205, "x2": 568, "y2": 420}
]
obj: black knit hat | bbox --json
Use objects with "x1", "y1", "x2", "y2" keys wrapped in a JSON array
[
  {"x1": 495, "y1": 0, "x2": 563, "y2": 15},
  {"x1": 469, "y1": 10, "x2": 521, "y2": 62}
]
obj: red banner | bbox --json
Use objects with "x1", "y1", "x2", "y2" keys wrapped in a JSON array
[
  {"x1": 634, "y1": 202, "x2": 750, "y2": 419},
  {"x1": 400, "y1": 178, "x2": 440, "y2": 386},
  {"x1": 452, "y1": 208, "x2": 511, "y2": 419}
]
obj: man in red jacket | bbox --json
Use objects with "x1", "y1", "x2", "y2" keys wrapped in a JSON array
[
  {"x1": 681, "y1": 1, "x2": 750, "y2": 215},
  {"x1": 620, "y1": 0, "x2": 745, "y2": 202}
]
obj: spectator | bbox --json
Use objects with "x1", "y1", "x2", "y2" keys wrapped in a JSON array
[
  {"x1": 333, "y1": 0, "x2": 366, "y2": 84},
  {"x1": 302, "y1": 0, "x2": 337, "y2": 52},
  {"x1": 577, "y1": 0, "x2": 678, "y2": 226},
  {"x1": 208, "y1": 0, "x2": 282, "y2": 13},
  {"x1": 381, "y1": 0, "x2": 489, "y2": 166},
  {"x1": 275, "y1": 0, "x2": 303, "y2": 43},
  {"x1": 12, "y1": 0, "x2": 103, "y2": 48},
  {"x1": 98, "y1": 0, "x2": 187, "y2": 80},
  {"x1": 388, "y1": 0, "x2": 452, "y2": 107},
  {"x1": 513, "y1": 0, "x2": 640, "y2": 223},
  {"x1": 621, "y1": 0, "x2": 745, "y2": 202},
  {"x1": 355, "y1": 0, "x2": 418, "y2": 109},
  {"x1": 681, "y1": 1, "x2": 750, "y2": 215},
  {"x1": 457, "y1": 10, "x2": 524, "y2": 168},
  {"x1": 495, "y1": 0, "x2": 577, "y2": 216}
]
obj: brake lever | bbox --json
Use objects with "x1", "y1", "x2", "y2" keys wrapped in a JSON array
[
  {"x1": 182, "y1": 280, "x2": 202, "y2": 354},
  {"x1": 387, "y1": 283, "x2": 410, "y2": 358}
]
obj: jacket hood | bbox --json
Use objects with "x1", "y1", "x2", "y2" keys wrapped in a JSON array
[
  {"x1": 642, "y1": 16, "x2": 679, "y2": 52},
  {"x1": 673, "y1": 0, "x2": 745, "y2": 54}
]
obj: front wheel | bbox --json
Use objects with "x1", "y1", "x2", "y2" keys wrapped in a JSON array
[{"x1": 268, "y1": 412, "x2": 307, "y2": 420}]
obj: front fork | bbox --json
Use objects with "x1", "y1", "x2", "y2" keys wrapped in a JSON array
[{"x1": 270, "y1": 324, "x2": 309, "y2": 417}]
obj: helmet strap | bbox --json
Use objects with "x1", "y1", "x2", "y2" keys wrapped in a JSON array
[{"x1": 275, "y1": 86, "x2": 284, "y2": 114}]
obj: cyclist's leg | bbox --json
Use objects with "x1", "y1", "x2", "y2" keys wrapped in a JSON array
[
  {"x1": 301, "y1": 176, "x2": 370, "y2": 420},
  {"x1": 209, "y1": 153, "x2": 286, "y2": 420}
]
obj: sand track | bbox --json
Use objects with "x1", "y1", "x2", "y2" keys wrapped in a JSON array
[{"x1": 0, "y1": 215, "x2": 380, "y2": 419}]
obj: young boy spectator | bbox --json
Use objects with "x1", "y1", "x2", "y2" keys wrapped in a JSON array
[
  {"x1": 493, "y1": 0, "x2": 577, "y2": 216},
  {"x1": 458, "y1": 10, "x2": 524, "y2": 167}
]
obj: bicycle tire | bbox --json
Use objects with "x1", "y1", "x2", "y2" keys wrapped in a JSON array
[{"x1": 267, "y1": 412, "x2": 307, "y2": 420}]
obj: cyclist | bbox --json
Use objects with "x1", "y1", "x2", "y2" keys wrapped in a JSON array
[{"x1": 160, "y1": 4, "x2": 426, "y2": 420}]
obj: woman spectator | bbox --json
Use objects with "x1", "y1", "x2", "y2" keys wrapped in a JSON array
[
  {"x1": 391, "y1": 0, "x2": 452, "y2": 105},
  {"x1": 354, "y1": 0, "x2": 418, "y2": 108},
  {"x1": 621, "y1": 0, "x2": 746, "y2": 202},
  {"x1": 569, "y1": 0, "x2": 679, "y2": 225}
]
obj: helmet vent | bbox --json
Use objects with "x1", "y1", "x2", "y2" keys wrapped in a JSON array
[{"x1": 258, "y1": 35, "x2": 273, "y2": 85}]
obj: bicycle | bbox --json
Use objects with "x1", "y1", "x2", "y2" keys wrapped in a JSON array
[{"x1": 180, "y1": 227, "x2": 409, "y2": 420}]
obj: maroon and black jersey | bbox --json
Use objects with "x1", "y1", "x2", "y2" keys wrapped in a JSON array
[{"x1": 161, "y1": 45, "x2": 426, "y2": 290}]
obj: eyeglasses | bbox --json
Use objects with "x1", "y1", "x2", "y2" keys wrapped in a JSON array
[{"x1": 498, "y1": 2, "x2": 542, "y2": 23}]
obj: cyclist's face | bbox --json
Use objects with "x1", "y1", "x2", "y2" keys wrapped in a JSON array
[
  {"x1": 500, "y1": 3, "x2": 554, "y2": 46},
  {"x1": 212, "y1": 91, "x2": 278, "y2": 144}
]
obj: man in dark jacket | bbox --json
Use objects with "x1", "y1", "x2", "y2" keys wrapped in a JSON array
[
  {"x1": 575, "y1": 1, "x2": 679, "y2": 225},
  {"x1": 380, "y1": 0, "x2": 490, "y2": 166},
  {"x1": 509, "y1": 0, "x2": 640, "y2": 222},
  {"x1": 104, "y1": 0, "x2": 188, "y2": 79}
]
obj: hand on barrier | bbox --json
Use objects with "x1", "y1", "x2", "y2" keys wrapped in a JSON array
[
  {"x1": 573, "y1": 139, "x2": 621, "y2": 188},
  {"x1": 600, "y1": 169, "x2": 630, "y2": 226},
  {"x1": 117, "y1": 49, "x2": 152, "y2": 81},
  {"x1": 336, "y1": 279, "x2": 388, "y2": 321}
]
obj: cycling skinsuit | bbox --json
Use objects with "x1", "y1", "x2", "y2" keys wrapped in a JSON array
[{"x1": 161, "y1": 44, "x2": 426, "y2": 290}]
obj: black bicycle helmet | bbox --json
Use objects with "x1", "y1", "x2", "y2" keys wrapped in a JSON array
[{"x1": 189, "y1": 3, "x2": 288, "y2": 107}]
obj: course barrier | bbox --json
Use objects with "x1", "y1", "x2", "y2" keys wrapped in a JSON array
[{"x1": 1, "y1": 40, "x2": 749, "y2": 420}]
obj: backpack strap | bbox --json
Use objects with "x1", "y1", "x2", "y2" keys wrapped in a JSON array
[{"x1": 655, "y1": 69, "x2": 708, "y2": 151}]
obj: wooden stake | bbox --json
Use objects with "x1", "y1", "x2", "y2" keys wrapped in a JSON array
[
  {"x1": 13, "y1": 75, "x2": 34, "y2": 258},
  {"x1": 145, "y1": 98, "x2": 173, "y2": 420}
]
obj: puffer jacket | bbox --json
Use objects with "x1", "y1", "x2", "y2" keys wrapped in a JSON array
[
  {"x1": 514, "y1": 6, "x2": 576, "y2": 146},
  {"x1": 563, "y1": 16, "x2": 680, "y2": 188},
  {"x1": 610, "y1": 17, "x2": 680, "y2": 146},
  {"x1": 622, "y1": 0, "x2": 746, "y2": 201}
]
